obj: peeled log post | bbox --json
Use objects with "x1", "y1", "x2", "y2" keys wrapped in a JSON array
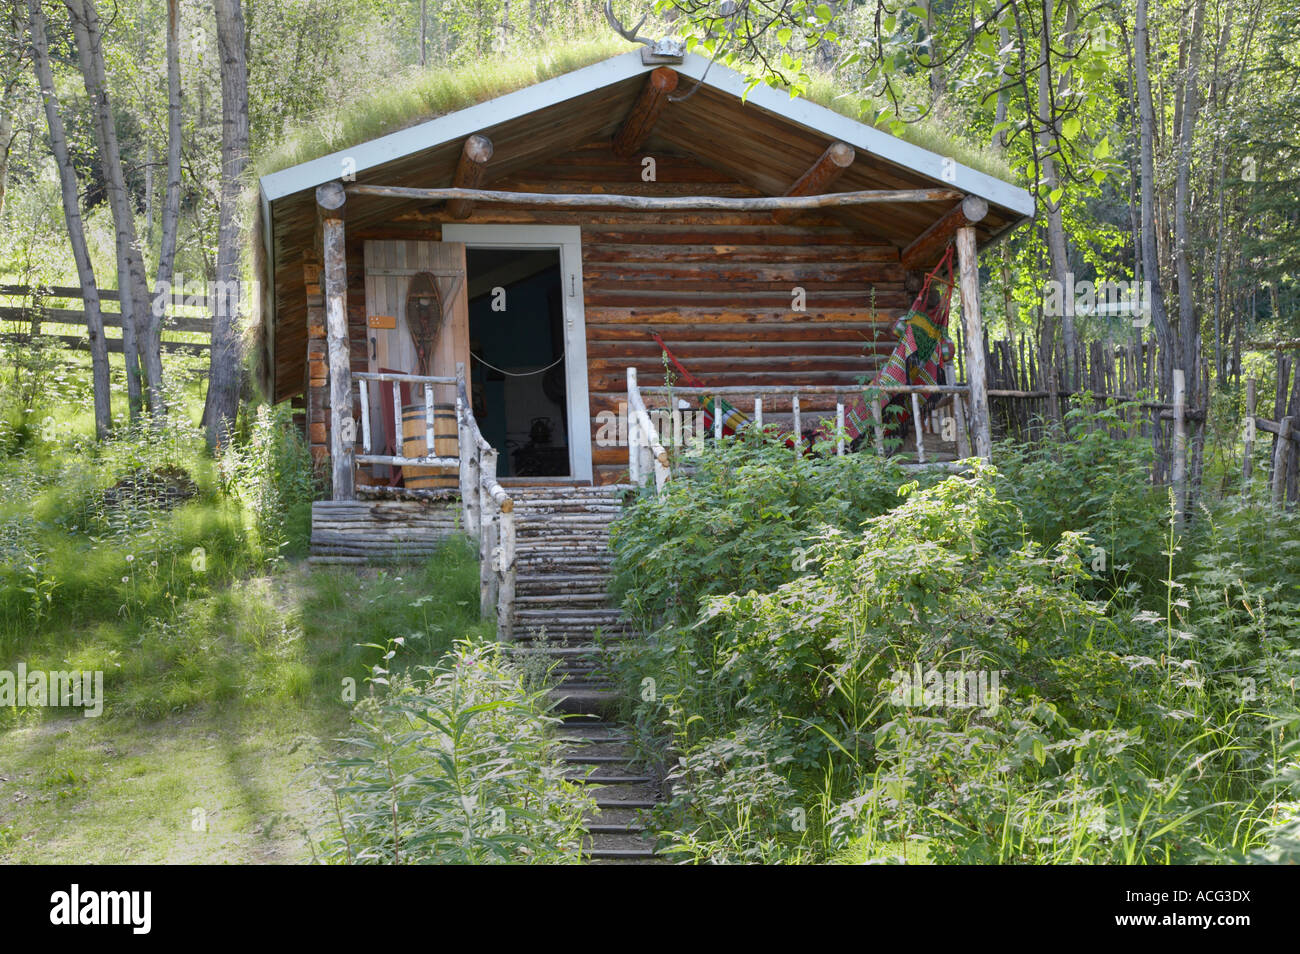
[
  {"x1": 612, "y1": 67, "x2": 677, "y2": 158},
  {"x1": 456, "y1": 364, "x2": 480, "y2": 537},
  {"x1": 1243, "y1": 377, "x2": 1256, "y2": 493},
  {"x1": 496, "y1": 507, "x2": 516, "y2": 641},
  {"x1": 627, "y1": 367, "x2": 641, "y2": 485},
  {"x1": 1271, "y1": 416, "x2": 1294, "y2": 508},
  {"x1": 479, "y1": 445, "x2": 500, "y2": 620},
  {"x1": 902, "y1": 195, "x2": 989, "y2": 270},
  {"x1": 446, "y1": 135, "x2": 493, "y2": 220},
  {"x1": 1172, "y1": 369, "x2": 1188, "y2": 524},
  {"x1": 773, "y1": 142, "x2": 855, "y2": 225},
  {"x1": 318, "y1": 182, "x2": 354, "y2": 501},
  {"x1": 956, "y1": 226, "x2": 992, "y2": 461}
]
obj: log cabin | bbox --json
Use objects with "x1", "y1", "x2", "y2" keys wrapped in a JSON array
[{"x1": 253, "y1": 44, "x2": 1034, "y2": 583}]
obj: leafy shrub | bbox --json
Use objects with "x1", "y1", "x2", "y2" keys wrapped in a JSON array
[
  {"x1": 609, "y1": 435, "x2": 942, "y2": 631},
  {"x1": 614, "y1": 448, "x2": 1300, "y2": 864},
  {"x1": 993, "y1": 394, "x2": 1166, "y2": 587},
  {"x1": 316, "y1": 640, "x2": 592, "y2": 864},
  {"x1": 220, "y1": 403, "x2": 318, "y2": 559}
]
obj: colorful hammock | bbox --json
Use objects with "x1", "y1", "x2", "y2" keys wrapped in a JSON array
[
  {"x1": 651, "y1": 332, "x2": 799, "y2": 447},
  {"x1": 651, "y1": 245, "x2": 957, "y2": 454},
  {"x1": 844, "y1": 244, "x2": 956, "y2": 447}
]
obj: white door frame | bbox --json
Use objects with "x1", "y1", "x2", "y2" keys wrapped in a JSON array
[{"x1": 440, "y1": 224, "x2": 592, "y2": 482}]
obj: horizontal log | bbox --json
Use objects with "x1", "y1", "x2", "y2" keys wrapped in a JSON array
[
  {"x1": 582, "y1": 292, "x2": 906, "y2": 309},
  {"x1": 0, "y1": 284, "x2": 209, "y2": 307},
  {"x1": 0, "y1": 306, "x2": 212, "y2": 331},
  {"x1": 354, "y1": 454, "x2": 460, "y2": 468},
  {"x1": 354, "y1": 370, "x2": 458, "y2": 385},
  {"x1": 1254, "y1": 416, "x2": 1300, "y2": 442},
  {"x1": 345, "y1": 183, "x2": 963, "y2": 211},
  {"x1": 448, "y1": 134, "x2": 494, "y2": 219},
  {"x1": 0, "y1": 332, "x2": 208, "y2": 353},
  {"x1": 612, "y1": 67, "x2": 678, "y2": 158},
  {"x1": 579, "y1": 227, "x2": 880, "y2": 246},
  {"x1": 587, "y1": 323, "x2": 899, "y2": 343},
  {"x1": 587, "y1": 340, "x2": 893, "y2": 358},
  {"x1": 581, "y1": 262, "x2": 901, "y2": 283},
  {"x1": 900, "y1": 195, "x2": 988, "y2": 270},
  {"x1": 581, "y1": 243, "x2": 899, "y2": 264},
  {"x1": 584, "y1": 307, "x2": 904, "y2": 326},
  {"x1": 639, "y1": 383, "x2": 968, "y2": 396},
  {"x1": 774, "y1": 142, "x2": 855, "y2": 225}
]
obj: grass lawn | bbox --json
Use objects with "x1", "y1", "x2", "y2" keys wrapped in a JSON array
[
  {"x1": 0, "y1": 697, "x2": 334, "y2": 863},
  {"x1": 0, "y1": 552, "x2": 492, "y2": 864}
]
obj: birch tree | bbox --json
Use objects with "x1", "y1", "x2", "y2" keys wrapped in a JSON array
[
  {"x1": 64, "y1": 0, "x2": 165, "y2": 420},
  {"x1": 152, "y1": 0, "x2": 182, "y2": 316},
  {"x1": 202, "y1": 0, "x2": 248, "y2": 450},
  {"x1": 26, "y1": 0, "x2": 111, "y2": 437}
]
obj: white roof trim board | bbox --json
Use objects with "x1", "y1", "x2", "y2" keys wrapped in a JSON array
[{"x1": 258, "y1": 50, "x2": 1034, "y2": 219}]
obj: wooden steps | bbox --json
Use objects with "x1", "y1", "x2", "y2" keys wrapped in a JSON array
[{"x1": 504, "y1": 484, "x2": 664, "y2": 863}]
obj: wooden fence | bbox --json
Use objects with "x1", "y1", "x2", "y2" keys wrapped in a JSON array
[
  {"x1": 979, "y1": 333, "x2": 1206, "y2": 487},
  {"x1": 1244, "y1": 353, "x2": 1300, "y2": 506},
  {"x1": 0, "y1": 283, "x2": 212, "y2": 354}
]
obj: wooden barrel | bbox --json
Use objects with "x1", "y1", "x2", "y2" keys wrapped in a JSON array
[{"x1": 402, "y1": 404, "x2": 458, "y2": 489}]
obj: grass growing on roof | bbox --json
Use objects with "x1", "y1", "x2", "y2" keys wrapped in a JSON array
[
  {"x1": 253, "y1": 34, "x2": 1018, "y2": 187},
  {"x1": 253, "y1": 34, "x2": 627, "y2": 181}
]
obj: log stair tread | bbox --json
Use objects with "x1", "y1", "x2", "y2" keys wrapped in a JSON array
[{"x1": 505, "y1": 485, "x2": 663, "y2": 863}]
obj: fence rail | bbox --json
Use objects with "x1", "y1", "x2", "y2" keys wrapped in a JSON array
[
  {"x1": 0, "y1": 283, "x2": 212, "y2": 353},
  {"x1": 627, "y1": 367, "x2": 978, "y2": 484}
]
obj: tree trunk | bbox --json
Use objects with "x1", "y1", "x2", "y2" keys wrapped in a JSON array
[
  {"x1": 65, "y1": 0, "x2": 166, "y2": 421},
  {"x1": 1174, "y1": 0, "x2": 1208, "y2": 405},
  {"x1": 203, "y1": 0, "x2": 249, "y2": 450},
  {"x1": 992, "y1": 26, "x2": 1010, "y2": 149},
  {"x1": 1134, "y1": 0, "x2": 1175, "y2": 398},
  {"x1": 1037, "y1": 0, "x2": 1077, "y2": 390},
  {"x1": 0, "y1": 82, "x2": 16, "y2": 218},
  {"x1": 27, "y1": 0, "x2": 111, "y2": 438},
  {"x1": 154, "y1": 0, "x2": 182, "y2": 304}
]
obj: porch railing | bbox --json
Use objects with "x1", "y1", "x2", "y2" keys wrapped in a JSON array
[
  {"x1": 626, "y1": 365, "x2": 977, "y2": 489},
  {"x1": 354, "y1": 370, "x2": 459, "y2": 468},
  {"x1": 350, "y1": 363, "x2": 515, "y2": 639},
  {"x1": 454, "y1": 367, "x2": 515, "y2": 640}
]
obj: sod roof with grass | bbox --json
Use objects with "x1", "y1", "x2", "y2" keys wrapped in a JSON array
[{"x1": 252, "y1": 39, "x2": 1033, "y2": 404}]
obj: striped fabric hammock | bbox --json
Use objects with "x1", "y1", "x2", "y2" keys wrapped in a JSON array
[
  {"x1": 651, "y1": 332, "x2": 791, "y2": 445},
  {"x1": 650, "y1": 245, "x2": 957, "y2": 453},
  {"x1": 844, "y1": 244, "x2": 956, "y2": 447}
]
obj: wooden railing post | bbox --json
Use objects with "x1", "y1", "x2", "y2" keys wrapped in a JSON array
[
  {"x1": 911, "y1": 392, "x2": 926, "y2": 463},
  {"x1": 944, "y1": 362, "x2": 972, "y2": 458},
  {"x1": 1243, "y1": 377, "x2": 1256, "y2": 493},
  {"x1": 496, "y1": 506, "x2": 516, "y2": 640},
  {"x1": 1271, "y1": 416, "x2": 1294, "y2": 507},
  {"x1": 1172, "y1": 369, "x2": 1188, "y2": 524},
  {"x1": 479, "y1": 445, "x2": 500, "y2": 619},
  {"x1": 956, "y1": 224, "x2": 992, "y2": 461},
  {"x1": 456, "y1": 364, "x2": 481, "y2": 538},
  {"x1": 627, "y1": 367, "x2": 641, "y2": 485},
  {"x1": 872, "y1": 395, "x2": 884, "y2": 456},
  {"x1": 358, "y1": 378, "x2": 372, "y2": 455}
]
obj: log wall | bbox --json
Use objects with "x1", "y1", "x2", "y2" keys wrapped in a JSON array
[
  {"x1": 334, "y1": 141, "x2": 909, "y2": 484},
  {"x1": 309, "y1": 496, "x2": 462, "y2": 563}
]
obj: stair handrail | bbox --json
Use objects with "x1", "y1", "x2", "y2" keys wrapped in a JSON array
[
  {"x1": 626, "y1": 366, "x2": 671, "y2": 491},
  {"x1": 455, "y1": 363, "x2": 516, "y2": 640}
]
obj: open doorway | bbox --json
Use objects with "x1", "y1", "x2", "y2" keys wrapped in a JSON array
[{"x1": 466, "y1": 247, "x2": 568, "y2": 478}]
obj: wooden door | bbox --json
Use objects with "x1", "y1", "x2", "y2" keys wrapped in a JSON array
[{"x1": 362, "y1": 240, "x2": 469, "y2": 463}]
